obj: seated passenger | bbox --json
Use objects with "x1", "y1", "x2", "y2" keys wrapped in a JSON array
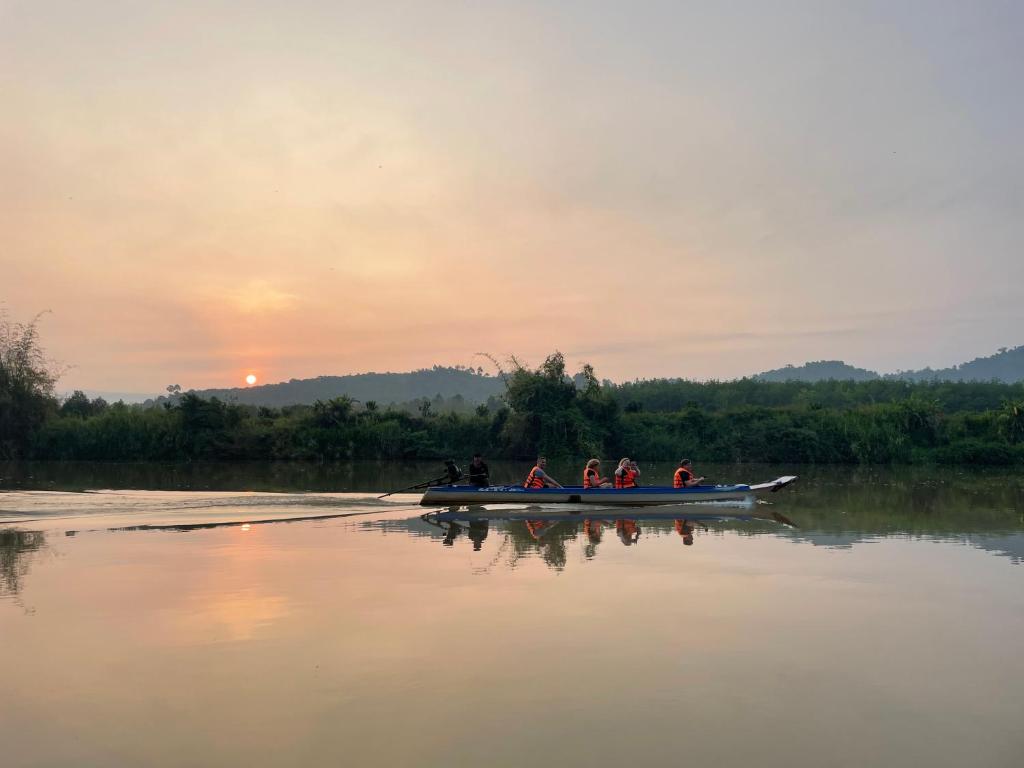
[
  {"x1": 614, "y1": 458, "x2": 640, "y2": 488},
  {"x1": 673, "y1": 459, "x2": 705, "y2": 488},
  {"x1": 523, "y1": 456, "x2": 563, "y2": 489},
  {"x1": 582, "y1": 459, "x2": 611, "y2": 488}
]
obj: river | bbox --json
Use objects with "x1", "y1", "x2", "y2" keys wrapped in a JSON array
[{"x1": 2, "y1": 461, "x2": 1022, "y2": 767}]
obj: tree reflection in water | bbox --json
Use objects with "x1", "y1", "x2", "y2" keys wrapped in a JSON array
[{"x1": 1, "y1": 528, "x2": 46, "y2": 599}]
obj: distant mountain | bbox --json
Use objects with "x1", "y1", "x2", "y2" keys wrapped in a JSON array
[
  {"x1": 754, "y1": 346, "x2": 1024, "y2": 384},
  {"x1": 153, "y1": 367, "x2": 506, "y2": 408},
  {"x1": 755, "y1": 360, "x2": 880, "y2": 383},
  {"x1": 890, "y1": 345, "x2": 1024, "y2": 383},
  {"x1": 148, "y1": 346, "x2": 1024, "y2": 407}
]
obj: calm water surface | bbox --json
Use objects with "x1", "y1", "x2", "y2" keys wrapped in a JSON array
[{"x1": 2, "y1": 462, "x2": 1023, "y2": 767}]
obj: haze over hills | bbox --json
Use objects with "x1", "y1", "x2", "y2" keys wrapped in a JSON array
[
  {"x1": 890, "y1": 345, "x2": 1024, "y2": 382},
  {"x1": 755, "y1": 345, "x2": 1024, "y2": 384},
  {"x1": 143, "y1": 346, "x2": 1024, "y2": 408},
  {"x1": 154, "y1": 367, "x2": 506, "y2": 408}
]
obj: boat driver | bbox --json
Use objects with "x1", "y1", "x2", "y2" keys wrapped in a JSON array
[{"x1": 468, "y1": 453, "x2": 490, "y2": 487}]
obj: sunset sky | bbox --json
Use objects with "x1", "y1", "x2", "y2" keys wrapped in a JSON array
[{"x1": 3, "y1": 1, "x2": 1023, "y2": 394}]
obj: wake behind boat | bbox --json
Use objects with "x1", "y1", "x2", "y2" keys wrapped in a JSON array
[{"x1": 420, "y1": 475, "x2": 797, "y2": 507}]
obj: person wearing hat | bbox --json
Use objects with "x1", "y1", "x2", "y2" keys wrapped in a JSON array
[{"x1": 673, "y1": 459, "x2": 704, "y2": 488}]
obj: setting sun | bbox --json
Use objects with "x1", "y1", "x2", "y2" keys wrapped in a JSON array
[{"x1": 245, "y1": 374, "x2": 257, "y2": 386}]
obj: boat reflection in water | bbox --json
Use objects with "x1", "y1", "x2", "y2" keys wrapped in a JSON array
[{"x1": 421, "y1": 502, "x2": 791, "y2": 568}]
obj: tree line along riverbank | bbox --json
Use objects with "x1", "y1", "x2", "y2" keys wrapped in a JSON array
[{"x1": 5, "y1": 340, "x2": 1024, "y2": 464}]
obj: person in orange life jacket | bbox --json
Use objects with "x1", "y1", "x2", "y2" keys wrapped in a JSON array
[
  {"x1": 523, "y1": 456, "x2": 563, "y2": 489},
  {"x1": 673, "y1": 459, "x2": 704, "y2": 488},
  {"x1": 583, "y1": 459, "x2": 611, "y2": 488},
  {"x1": 614, "y1": 458, "x2": 640, "y2": 488}
]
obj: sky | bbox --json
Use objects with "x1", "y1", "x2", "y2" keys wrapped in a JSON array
[{"x1": 3, "y1": 0, "x2": 1023, "y2": 394}]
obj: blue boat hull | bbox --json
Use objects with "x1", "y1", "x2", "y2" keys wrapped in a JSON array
[{"x1": 420, "y1": 476, "x2": 797, "y2": 507}]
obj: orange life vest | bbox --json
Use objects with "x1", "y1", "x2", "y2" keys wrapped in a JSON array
[
  {"x1": 583, "y1": 468, "x2": 599, "y2": 488},
  {"x1": 615, "y1": 468, "x2": 638, "y2": 489},
  {"x1": 524, "y1": 466, "x2": 545, "y2": 489},
  {"x1": 674, "y1": 467, "x2": 693, "y2": 488}
]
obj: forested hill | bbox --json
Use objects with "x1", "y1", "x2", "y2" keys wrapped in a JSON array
[
  {"x1": 891, "y1": 345, "x2": 1024, "y2": 382},
  {"x1": 756, "y1": 361, "x2": 879, "y2": 382},
  {"x1": 156, "y1": 367, "x2": 506, "y2": 407},
  {"x1": 753, "y1": 346, "x2": 1024, "y2": 383},
  {"x1": 146, "y1": 347, "x2": 1024, "y2": 408}
]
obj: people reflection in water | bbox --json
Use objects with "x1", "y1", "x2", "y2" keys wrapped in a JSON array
[
  {"x1": 674, "y1": 519, "x2": 695, "y2": 546},
  {"x1": 615, "y1": 519, "x2": 640, "y2": 546},
  {"x1": 582, "y1": 518, "x2": 610, "y2": 559},
  {"x1": 467, "y1": 519, "x2": 489, "y2": 550},
  {"x1": 513, "y1": 520, "x2": 569, "y2": 568},
  {"x1": 442, "y1": 521, "x2": 463, "y2": 547},
  {"x1": 440, "y1": 514, "x2": 489, "y2": 551},
  {"x1": 525, "y1": 520, "x2": 550, "y2": 540},
  {"x1": 583, "y1": 518, "x2": 607, "y2": 543}
]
